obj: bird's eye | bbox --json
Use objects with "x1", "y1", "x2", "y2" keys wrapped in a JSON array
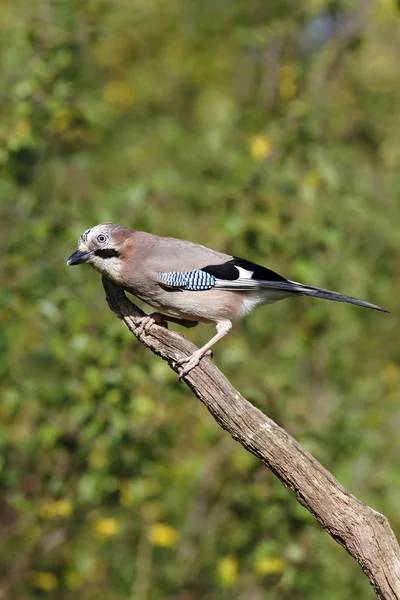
[{"x1": 97, "y1": 233, "x2": 108, "y2": 244}]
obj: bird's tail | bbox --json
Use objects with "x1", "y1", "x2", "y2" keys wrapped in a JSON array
[
  {"x1": 287, "y1": 281, "x2": 388, "y2": 313},
  {"x1": 215, "y1": 275, "x2": 388, "y2": 313}
]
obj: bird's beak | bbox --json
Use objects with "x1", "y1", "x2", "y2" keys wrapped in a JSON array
[{"x1": 67, "y1": 250, "x2": 92, "y2": 266}]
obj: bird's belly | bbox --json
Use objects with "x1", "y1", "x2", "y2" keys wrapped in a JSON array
[
  {"x1": 236, "y1": 289, "x2": 292, "y2": 318},
  {"x1": 126, "y1": 286, "x2": 247, "y2": 323}
]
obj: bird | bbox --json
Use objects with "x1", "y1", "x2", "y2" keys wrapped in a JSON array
[{"x1": 67, "y1": 223, "x2": 388, "y2": 377}]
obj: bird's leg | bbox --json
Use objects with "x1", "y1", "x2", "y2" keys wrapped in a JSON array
[
  {"x1": 136, "y1": 312, "x2": 168, "y2": 336},
  {"x1": 177, "y1": 320, "x2": 232, "y2": 378}
]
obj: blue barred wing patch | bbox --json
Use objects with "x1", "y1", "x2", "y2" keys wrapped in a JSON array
[{"x1": 158, "y1": 270, "x2": 216, "y2": 291}]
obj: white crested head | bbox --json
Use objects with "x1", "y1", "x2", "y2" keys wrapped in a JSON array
[{"x1": 67, "y1": 222, "x2": 134, "y2": 280}]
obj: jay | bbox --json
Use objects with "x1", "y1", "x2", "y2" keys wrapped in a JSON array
[{"x1": 67, "y1": 223, "x2": 387, "y2": 377}]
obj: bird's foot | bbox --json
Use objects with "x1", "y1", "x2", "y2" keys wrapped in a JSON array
[
  {"x1": 136, "y1": 313, "x2": 168, "y2": 336},
  {"x1": 177, "y1": 349, "x2": 213, "y2": 378}
]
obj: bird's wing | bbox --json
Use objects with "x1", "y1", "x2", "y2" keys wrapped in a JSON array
[
  {"x1": 157, "y1": 256, "x2": 388, "y2": 313},
  {"x1": 158, "y1": 257, "x2": 286, "y2": 289}
]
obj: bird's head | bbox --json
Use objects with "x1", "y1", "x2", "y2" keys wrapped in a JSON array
[{"x1": 67, "y1": 223, "x2": 133, "y2": 280}]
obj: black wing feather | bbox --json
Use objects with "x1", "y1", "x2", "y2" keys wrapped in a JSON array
[{"x1": 202, "y1": 257, "x2": 288, "y2": 282}]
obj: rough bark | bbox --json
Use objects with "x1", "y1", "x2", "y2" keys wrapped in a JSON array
[{"x1": 102, "y1": 277, "x2": 400, "y2": 599}]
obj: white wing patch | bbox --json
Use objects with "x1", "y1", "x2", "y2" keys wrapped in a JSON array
[{"x1": 235, "y1": 266, "x2": 254, "y2": 279}]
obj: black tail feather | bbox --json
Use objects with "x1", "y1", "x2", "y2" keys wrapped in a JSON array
[{"x1": 287, "y1": 281, "x2": 388, "y2": 313}]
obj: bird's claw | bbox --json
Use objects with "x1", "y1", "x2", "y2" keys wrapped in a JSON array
[
  {"x1": 136, "y1": 313, "x2": 168, "y2": 336},
  {"x1": 177, "y1": 349, "x2": 213, "y2": 379},
  {"x1": 136, "y1": 315, "x2": 155, "y2": 336}
]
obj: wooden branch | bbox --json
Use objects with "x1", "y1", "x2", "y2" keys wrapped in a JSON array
[{"x1": 102, "y1": 277, "x2": 400, "y2": 599}]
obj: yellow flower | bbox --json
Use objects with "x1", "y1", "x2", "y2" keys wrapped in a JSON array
[
  {"x1": 93, "y1": 517, "x2": 121, "y2": 538},
  {"x1": 250, "y1": 135, "x2": 273, "y2": 160},
  {"x1": 54, "y1": 499, "x2": 73, "y2": 517},
  {"x1": 40, "y1": 499, "x2": 73, "y2": 519},
  {"x1": 31, "y1": 572, "x2": 58, "y2": 591},
  {"x1": 255, "y1": 556, "x2": 285, "y2": 576},
  {"x1": 148, "y1": 523, "x2": 178, "y2": 547},
  {"x1": 218, "y1": 556, "x2": 238, "y2": 586}
]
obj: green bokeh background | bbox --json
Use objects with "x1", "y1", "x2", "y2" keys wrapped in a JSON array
[{"x1": 1, "y1": 0, "x2": 399, "y2": 598}]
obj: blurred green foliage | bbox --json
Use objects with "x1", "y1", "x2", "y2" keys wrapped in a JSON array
[{"x1": 1, "y1": 0, "x2": 400, "y2": 598}]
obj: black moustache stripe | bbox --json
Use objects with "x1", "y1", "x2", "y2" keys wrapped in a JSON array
[{"x1": 94, "y1": 249, "x2": 120, "y2": 259}]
